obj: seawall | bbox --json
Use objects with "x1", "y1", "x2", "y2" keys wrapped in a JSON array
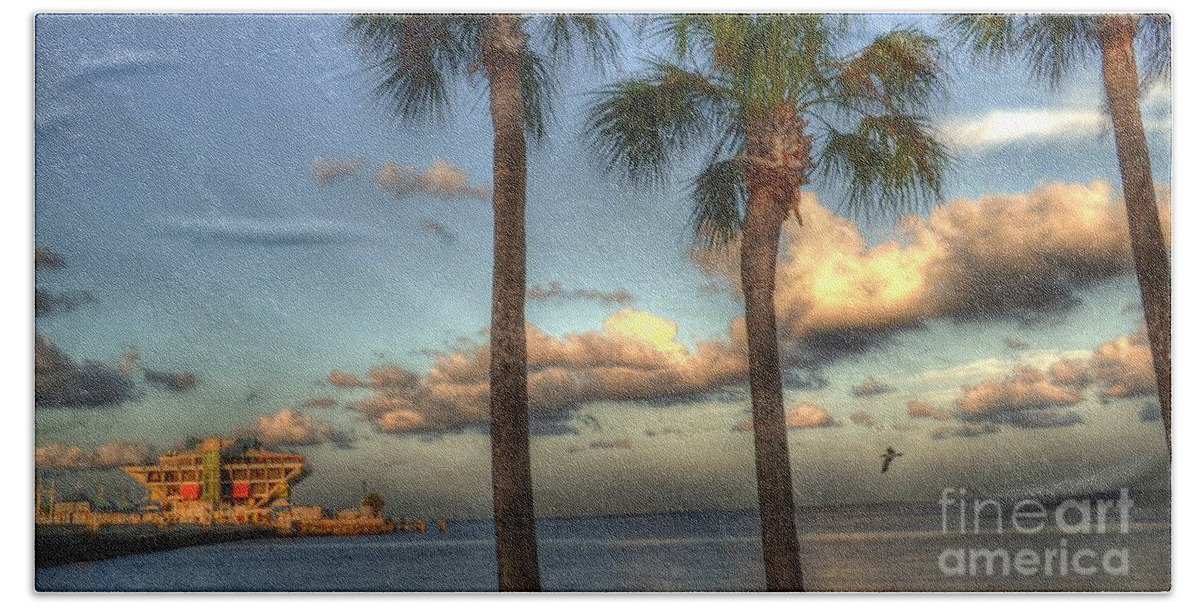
[{"x1": 36, "y1": 524, "x2": 280, "y2": 569}]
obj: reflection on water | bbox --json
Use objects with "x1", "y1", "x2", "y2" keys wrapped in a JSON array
[{"x1": 36, "y1": 501, "x2": 1169, "y2": 592}]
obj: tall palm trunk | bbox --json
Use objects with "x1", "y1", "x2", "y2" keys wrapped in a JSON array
[
  {"x1": 482, "y1": 14, "x2": 541, "y2": 591},
  {"x1": 1097, "y1": 15, "x2": 1172, "y2": 456},
  {"x1": 739, "y1": 107, "x2": 812, "y2": 592}
]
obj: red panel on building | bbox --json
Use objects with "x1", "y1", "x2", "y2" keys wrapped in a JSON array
[
  {"x1": 179, "y1": 483, "x2": 201, "y2": 500},
  {"x1": 232, "y1": 481, "x2": 250, "y2": 498}
]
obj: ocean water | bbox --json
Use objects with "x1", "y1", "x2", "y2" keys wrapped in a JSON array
[{"x1": 36, "y1": 501, "x2": 1170, "y2": 592}]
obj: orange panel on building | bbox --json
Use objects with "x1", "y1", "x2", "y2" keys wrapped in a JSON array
[
  {"x1": 232, "y1": 481, "x2": 250, "y2": 498},
  {"x1": 180, "y1": 483, "x2": 201, "y2": 500}
]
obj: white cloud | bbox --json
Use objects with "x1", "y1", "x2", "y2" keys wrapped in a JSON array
[{"x1": 940, "y1": 106, "x2": 1171, "y2": 151}]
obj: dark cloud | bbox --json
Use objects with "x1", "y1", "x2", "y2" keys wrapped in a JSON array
[
  {"x1": 35, "y1": 288, "x2": 95, "y2": 318},
  {"x1": 302, "y1": 396, "x2": 337, "y2": 408},
  {"x1": 932, "y1": 423, "x2": 1001, "y2": 440},
  {"x1": 849, "y1": 411, "x2": 881, "y2": 428},
  {"x1": 35, "y1": 334, "x2": 138, "y2": 409},
  {"x1": 35, "y1": 246, "x2": 66, "y2": 269},
  {"x1": 1141, "y1": 402, "x2": 1163, "y2": 423},
  {"x1": 166, "y1": 217, "x2": 353, "y2": 246},
  {"x1": 527, "y1": 281, "x2": 634, "y2": 306},
  {"x1": 143, "y1": 369, "x2": 198, "y2": 392},
  {"x1": 588, "y1": 438, "x2": 632, "y2": 451},
  {"x1": 421, "y1": 217, "x2": 456, "y2": 244},
  {"x1": 851, "y1": 376, "x2": 896, "y2": 398},
  {"x1": 782, "y1": 368, "x2": 828, "y2": 391},
  {"x1": 1004, "y1": 337, "x2": 1030, "y2": 350}
]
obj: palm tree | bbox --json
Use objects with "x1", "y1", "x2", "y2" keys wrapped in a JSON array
[
  {"x1": 362, "y1": 491, "x2": 386, "y2": 518},
  {"x1": 587, "y1": 15, "x2": 947, "y2": 591},
  {"x1": 349, "y1": 14, "x2": 617, "y2": 591},
  {"x1": 947, "y1": 14, "x2": 1172, "y2": 455}
]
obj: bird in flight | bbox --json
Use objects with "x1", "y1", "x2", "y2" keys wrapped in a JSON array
[{"x1": 880, "y1": 446, "x2": 903, "y2": 473}]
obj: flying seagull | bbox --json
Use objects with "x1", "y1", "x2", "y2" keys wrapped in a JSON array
[{"x1": 880, "y1": 446, "x2": 903, "y2": 473}]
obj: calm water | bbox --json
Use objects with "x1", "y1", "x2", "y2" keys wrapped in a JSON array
[{"x1": 36, "y1": 501, "x2": 1170, "y2": 592}]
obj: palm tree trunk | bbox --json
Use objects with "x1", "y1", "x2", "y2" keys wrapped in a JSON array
[
  {"x1": 1097, "y1": 14, "x2": 1172, "y2": 456},
  {"x1": 740, "y1": 186, "x2": 805, "y2": 592},
  {"x1": 483, "y1": 14, "x2": 541, "y2": 592}
]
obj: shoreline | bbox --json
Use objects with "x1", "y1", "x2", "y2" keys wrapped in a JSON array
[{"x1": 35, "y1": 524, "x2": 281, "y2": 570}]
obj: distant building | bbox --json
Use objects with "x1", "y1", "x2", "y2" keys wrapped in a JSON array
[{"x1": 120, "y1": 437, "x2": 307, "y2": 523}]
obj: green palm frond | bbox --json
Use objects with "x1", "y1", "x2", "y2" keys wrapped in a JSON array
[
  {"x1": 585, "y1": 63, "x2": 732, "y2": 186},
  {"x1": 348, "y1": 14, "x2": 481, "y2": 121},
  {"x1": 946, "y1": 13, "x2": 1095, "y2": 86},
  {"x1": 945, "y1": 13, "x2": 1018, "y2": 60},
  {"x1": 830, "y1": 29, "x2": 944, "y2": 114},
  {"x1": 690, "y1": 159, "x2": 747, "y2": 248},
  {"x1": 818, "y1": 113, "x2": 948, "y2": 218}
]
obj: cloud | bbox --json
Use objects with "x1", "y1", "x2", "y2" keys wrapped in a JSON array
[
  {"x1": 851, "y1": 376, "x2": 895, "y2": 398},
  {"x1": 35, "y1": 288, "x2": 95, "y2": 318},
  {"x1": 849, "y1": 411, "x2": 881, "y2": 428},
  {"x1": 143, "y1": 369, "x2": 198, "y2": 392},
  {"x1": 35, "y1": 333, "x2": 138, "y2": 409},
  {"x1": 1090, "y1": 328, "x2": 1156, "y2": 401},
  {"x1": 527, "y1": 281, "x2": 635, "y2": 306},
  {"x1": 35, "y1": 440, "x2": 155, "y2": 469},
  {"x1": 588, "y1": 438, "x2": 632, "y2": 450},
  {"x1": 940, "y1": 327, "x2": 1155, "y2": 435},
  {"x1": 735, "y1": 403, "x2": 836, "y2": 431},
  {"x1": 165, "y1": 216, "x2": 355, "y2": 246},
  {"x1": 334, "y1": 307, "x2": 747, "y2": 434},
  {"x1": 957, "y1": 366, "x2": 1083, "y2": 420},
  {"x1": 329, "y1": 181, "x2": 1169, "y2": 437},
  {"x1": 310, "y1": 155, "x2": 363, "y2": 185},
  {"x1": 35, "y1": 246, "x2": 66, "y2": 269},
  {"x1": 1004, "y1": 337, "x2": 1030, "y2": 351},
  {"x1": 328, "y1": 370, "x2": 361, "y2": 388},
  {"x1": 939, "y1": 107, "x2": 1171, "y2": 151},
  {"x1": 1141, "y1": 402, "x2": 1162, "y2": 423},
  {"x1": 246, "y1": 408, "x2": 353, "y2": 449},
  {"x1": 695, "y1": 181, "x2": 1171, "y2": 368},
  {"x1": 932, "y1": 422, "x2": 1000, "y2": 440},
  {"x1": 1047, "y1": 358, "x2": 1091, "y2": 389},
  {"x1": 421, "y1": 217, "x2": 456, "y2": 244},
  {"x1": 302, "y1": 396, "x2": 337, "y2": 408},
  {"x1": 906, "y1": 400, "x2": 951, "y2": 420},
  {"x1": 376, "y1": 160, "x2": 489, "y2": 199}
]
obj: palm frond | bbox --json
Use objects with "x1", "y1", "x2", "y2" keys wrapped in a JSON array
[
  {"x1": 535, "y1": 14, "x2": 620, "y2": 70},
  {"x1": 585, "y1": 63, "x2": 731, "y2": 186},
  {"x1": 519, "y1": 47, "x2": 555, "y2": 141},
  {"x1": 944, "y1": 13, "x2": 1018, "y2": 60},
  {"x1": 1137, "y1": 14, "x2": 1171, "y2": 85},
  {"x1": 831, "y1": 29, "x2": 944, "y2": 115},
  {"x1": 817, "y1": 113, "x2": 949, "y2": 218},
  {"x1": 347, "y1": 14, "x2": 481, "y2": 121},
  {"x1": 1022, "y1": 15, "x2": 1095, "y2": 85},
  {"x1": 690, "y1": 159, "x2": 747, "y2": 247}
]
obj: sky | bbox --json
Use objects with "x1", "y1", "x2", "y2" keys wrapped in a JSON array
[{"x1": 33, "y1": 13, "x2": 1171, "y2": 518}]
